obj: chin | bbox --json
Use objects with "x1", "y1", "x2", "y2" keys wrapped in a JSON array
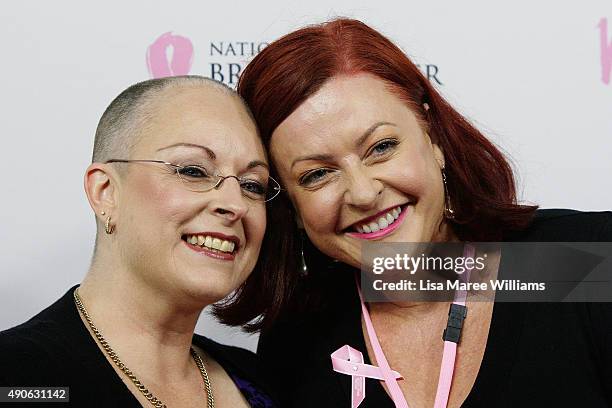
[
  {"x1": 393, "y1": 217, "x2": 433, "y2": 242},
  {"x1": 181, "y1": 283, "x2": 232, "y2": 306},
  {"x1": 176, "y1": 269, "x2": 238, "y2": 304}
]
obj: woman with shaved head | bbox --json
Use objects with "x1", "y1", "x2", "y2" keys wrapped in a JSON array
[{"x1": 0, "y1": 76, "x2": 278, "y2": 407}]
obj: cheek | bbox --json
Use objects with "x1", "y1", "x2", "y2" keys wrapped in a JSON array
[
  {"x1": 246, "y1": 206, "x2": 267, "y2": 244},
  {"x1": 294, "y1": 191, "x2": 340, "y2": 235},
  {"x1": 292, "y1": 189, "x2": 361, "y2": 263},
  {"x1": 385, "y1": 148, "x2": 441, "y2": 202},
  {"x1": 124, "y1": 175, "x2": 190, "y2": 233},
  {"x1": 391, "y1": 164, "x2": 431, "y2": 199}
]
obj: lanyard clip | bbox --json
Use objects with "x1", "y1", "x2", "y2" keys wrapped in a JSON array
[{"x1": 442, "y1": 303, "x2": 467, "y2": 344}]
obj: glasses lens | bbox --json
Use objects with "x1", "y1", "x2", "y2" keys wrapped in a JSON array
[
  {"x1": 176, "y1": 163, "x2": 217, "y2": 192},
  {"x1": 238, "y1": 177, "x2": 281, "y2": 202},
  {"x1": 264, "y1": 176, "x2": 282, "y2": 202},
  {"x1": 176, "y1": 163, "x2": 282, "y2": 202}
]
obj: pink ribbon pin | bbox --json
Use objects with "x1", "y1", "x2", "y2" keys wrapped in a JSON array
[{"x1": 331, "y1": 345, "x2": 403, "y2": 408}]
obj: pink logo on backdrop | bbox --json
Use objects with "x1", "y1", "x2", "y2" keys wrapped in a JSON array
[
  {"x1": 145, "y1": 33, "x2": 442, "y2": 86},
  {"x1": 599, "y1": 18, "x2": 612, "y2": 85},
  {"x1": 146, "y1": 32, "x2": 194, "y2": 78}
]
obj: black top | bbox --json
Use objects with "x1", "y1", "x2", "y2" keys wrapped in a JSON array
[
  {"x1": 258, "y1": 209, "x2": 612, "y2": 407},
  {"x1": 0, "y1": 286, "x2": 278, "y2": 407}
]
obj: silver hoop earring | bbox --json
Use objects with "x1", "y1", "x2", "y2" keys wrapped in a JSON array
[
  {"x1": 441, "y1": 167, "x2": 455, "y2": 220},
  {"x1": 299, "y1": 230, "x2": 309, "y2": 276}
]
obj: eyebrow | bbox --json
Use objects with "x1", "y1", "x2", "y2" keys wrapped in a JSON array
[
  {"x1": 157, "y1": 142, "x2": 268, "y2": 171},
  {"x1": 246, "y1": 160, "x2": 269, "y2": 171},
  {"x1": 355, "y1": 121, "x2": 398, "y2": 148},
  {"x1": 290, "y1": 153, "x2": 334, "y2": 170},
  {"x1": 290, "y1": 121, "x2": 398, "y2": 170},
  {"x1": 156, "y1": 143, "x2": 216, "y2": 160}
]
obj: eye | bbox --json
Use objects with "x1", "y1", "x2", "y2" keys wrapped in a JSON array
[
  {"x1": 369, "y1": 138, "x2": 399, "y2": 156},
  {"x1": 240, "y1": 179, "x2": 266, "y2": 197},
  {"x1": 177, "y1": 165, "x2": 209, "y2": 179},
  {"x1": 299, "y1": 168, "x2": 334, "y2": 186}
]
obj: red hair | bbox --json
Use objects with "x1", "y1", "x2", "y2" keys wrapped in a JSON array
[{"x1": 215, "y1": 18, "x2": 537, "y2": 330}]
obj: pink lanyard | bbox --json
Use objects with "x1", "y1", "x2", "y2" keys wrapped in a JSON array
[{"x1": 331, "y1": 244, "x2": 475, "y2": 408}]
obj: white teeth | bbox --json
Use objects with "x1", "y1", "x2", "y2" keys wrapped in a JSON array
[
  {"x1": 378, "y1": 217, "x2": 389, "y2": 229},
  {"x1": 354, "y1": 206, "x2": 404, "y2": 234},
  {"x1": 220, "y1": 241, "x2": 230, "y2": 252},
  {"x1": 186, "y1": 235, "x2": 237, "y2": 253}
]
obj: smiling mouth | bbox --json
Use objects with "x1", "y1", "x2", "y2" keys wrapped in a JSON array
[
  {"x1": 181, "y1": 234, "x2": 238, "y2": 255},
  {"x1": 344, "y1": 203, "x2": 411, "y2": 239},
  {"x1": 349, "y1": 204, "x2": 408, "y2": 233}
]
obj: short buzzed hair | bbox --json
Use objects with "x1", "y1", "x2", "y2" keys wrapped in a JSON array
[{"x1": 92, "y1": 75, "x2": 244, "y2": 163}]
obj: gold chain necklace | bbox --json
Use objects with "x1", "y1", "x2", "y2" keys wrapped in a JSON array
[{"x1": 73, "y1": 288, "x2": 215, "y2": 408}]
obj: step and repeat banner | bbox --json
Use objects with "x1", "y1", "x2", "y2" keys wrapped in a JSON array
[{"x1": 1, "y1": 1, "x2": 610, "y2": 350}]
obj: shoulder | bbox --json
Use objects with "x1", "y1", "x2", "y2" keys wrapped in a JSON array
[
  {"x1": 0, "y1": 298, "x2": 70, "y2": 384},
  {"x1": 0, "y1": 320, "x2": 61, "y2": 355},
  {"x1": 0, "y1": 287, "x2": 80, "y2": 384},
  {"x1": 0, "y1": 330, "x2": 58, "y2": 385},
  {"x1": 0, "y1": 293, "x2": 72, "y2": 355},
  {"x1": 0, "y1": 320, "x2": 56, "y2": 359},
  {"x1": 257, "y1": 264, "x2": 360, "y2": 367},
  {"x1": 506, "y1": 208, "x2": 612, "y2": 241},
  {"x1": 259, "y1": 264, "x2": 358, "y2": 346}
]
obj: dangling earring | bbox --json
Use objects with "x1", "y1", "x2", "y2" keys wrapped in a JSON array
[
  {"x1": 104, "y1": 216, "x2": 115, "y2": 235},
  {"x1": 299, "y1": 229, "x2": 309, "y2": 276},
  {"x1": 441, "y1": 166, "x2": 455, "y2": 220}
]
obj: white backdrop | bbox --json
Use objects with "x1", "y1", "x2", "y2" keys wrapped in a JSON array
[{"x1": 1, "y1": 1, "x2": 610, "y2": 351}]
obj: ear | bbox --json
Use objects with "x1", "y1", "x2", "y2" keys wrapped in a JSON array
[
  {"x1": 432, "y1": 143, "x2": 445, "y2": 170},
  {"x1": 425, "y1": 132, "x2": 445, "y2": 169},
  {"x1": 84, "y1": 163, "x2": 119, "y2": 222}
]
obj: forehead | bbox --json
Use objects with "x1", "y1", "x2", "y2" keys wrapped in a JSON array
[
  {"x1": 135, "y1": 86, "x2": 265, "y2": 162},
  {"x1": 271, "y1": 74, "x2": 421, "y2": 155}
]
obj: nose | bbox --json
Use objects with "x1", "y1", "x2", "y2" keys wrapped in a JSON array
[
  {"x1": 343, "y1": 165, "x2": 383, "y2": 209},
  {"x1": 209, "y1": 176, "x2": 249, "y2": 221}
]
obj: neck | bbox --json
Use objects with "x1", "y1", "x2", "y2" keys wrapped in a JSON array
[
  {"x1": 78, "y1": 257, "x2": 206, "y2": 379},
  {"x1": 368, "y1": 299, "x2": 449, "y2": 321}
]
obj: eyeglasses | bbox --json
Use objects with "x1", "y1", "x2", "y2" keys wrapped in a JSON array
[{"x1": 105, "y1": 159, "x2": 282, "y2": 202}]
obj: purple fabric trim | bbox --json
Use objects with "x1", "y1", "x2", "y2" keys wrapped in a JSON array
[{"x1": 230, "y1": 373, "x2": 276, "y2": 407}]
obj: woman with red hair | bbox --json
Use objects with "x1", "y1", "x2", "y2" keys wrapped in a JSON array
[{"x1": 216, "y1": 18, "x2": 612, "y2": 407}]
